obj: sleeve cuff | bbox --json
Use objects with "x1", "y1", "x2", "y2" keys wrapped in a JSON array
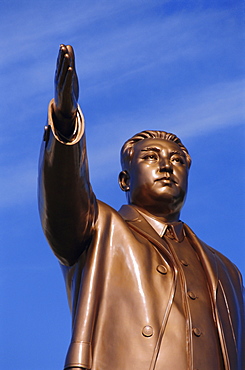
[
  {"x1": 48, "y1": 99, "x2": 85, "y2": 145},
  {"x1": 64, "y1": 341, "x2": 92, "y2": 369}
]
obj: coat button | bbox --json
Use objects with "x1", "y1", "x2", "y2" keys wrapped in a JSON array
[
  {"x1": 156, "y1": 265, "x2": 167, "y2": 274},
  {"x1": 142, "y1": 325, "x2": 153, "y2": 337},
  {"x1": 188, "y1": 291, "x2": 197, "y2": 300},
  {"x1": 193, "y1": 328, "x2": 202, "y2": 337}
]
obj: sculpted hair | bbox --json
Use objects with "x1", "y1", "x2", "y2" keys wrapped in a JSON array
[{"x1": 120, "y1": 130, "x2": 192, "y2": 169}]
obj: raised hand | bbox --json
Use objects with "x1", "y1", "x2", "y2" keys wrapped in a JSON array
[{"x1": 53, "y1": 44, "x2": 79, "y2": 136}]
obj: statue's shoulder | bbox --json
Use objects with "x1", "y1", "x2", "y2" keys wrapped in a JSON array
[
  {"x1": 96, "y1": 200, "x2": 130, "y2": 224},
  {"x1": 96, "y1": 202, "x2": 139, "y2": 222}
]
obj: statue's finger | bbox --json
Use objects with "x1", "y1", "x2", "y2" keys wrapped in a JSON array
[
  {"x1": 63, "y1": 67, "x2": 73, "y2": 100},
  {"x1": 64, "y1": 66, "x2": 73, "y2": 85},
  {"x1": 66, "y1": 45, "x2": 75, "y2": 70},
  {"x1": 55, "y1": 44, "x2": 68, "y2": 81},
  {"x1": 58, "y1": 53, "x2": 70, "y2": 88}
]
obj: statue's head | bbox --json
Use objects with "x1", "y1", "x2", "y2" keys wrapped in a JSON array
[{"x1": 119, "y1": 130, "x2": 191, "y2": 219}]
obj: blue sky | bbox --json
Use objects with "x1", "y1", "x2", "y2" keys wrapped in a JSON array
[{"x1": 0, "y1": 1, "x2": 244, "y2": 369}]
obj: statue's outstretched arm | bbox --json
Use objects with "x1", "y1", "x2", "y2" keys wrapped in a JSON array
[{"x1": 38, "y1": 45, "x2": 97, "y2": 266}]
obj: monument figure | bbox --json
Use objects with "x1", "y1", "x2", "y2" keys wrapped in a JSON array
[{"x1": 38, "y1": 45, "x2": 244, "y2": 370}]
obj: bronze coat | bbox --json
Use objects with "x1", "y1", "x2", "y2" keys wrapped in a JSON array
[{"x1": 39, "y1": 103, "x2": 244, "y2": 370}]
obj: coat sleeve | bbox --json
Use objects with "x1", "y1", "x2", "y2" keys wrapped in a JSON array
[{"x1": 38, "y1": 99, "x2": 98, "y2": 266}]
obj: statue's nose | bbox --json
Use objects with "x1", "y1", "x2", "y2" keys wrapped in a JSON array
[{"x1": 159, "y1": 158, "x2": 172, "y2": 173}]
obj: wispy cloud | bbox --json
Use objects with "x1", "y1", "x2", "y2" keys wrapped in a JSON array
[
  {"x1": 155, "y1": 79, "x2": 245, "y2": 138},
  {"x1": 1, "y1": 2, "x2": 240, "y2": 95},
  {"x1": 86, "y1": 78, "x2": 244, "y2": 148}
]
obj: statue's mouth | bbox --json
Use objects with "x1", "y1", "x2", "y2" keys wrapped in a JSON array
[{"x1": 155, "y1": 176, "x2": 177, "y2": 184}]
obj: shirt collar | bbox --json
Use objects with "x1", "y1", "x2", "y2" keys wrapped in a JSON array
[{"x1": 136, "y1": 208, "x2": 184, "y2": 242}]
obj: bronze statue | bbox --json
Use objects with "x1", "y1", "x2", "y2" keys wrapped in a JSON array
[{"x1": 38, "y1": 45, "x2": 244, "y2": 370}]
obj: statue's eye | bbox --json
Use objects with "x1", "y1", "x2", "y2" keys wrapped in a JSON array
[
  {"x1": 143, "y1": 153, "x2": 158, "y2": 160},
  {"x1": 171, "y1": 155, "x2": 184, "y2": 164}
]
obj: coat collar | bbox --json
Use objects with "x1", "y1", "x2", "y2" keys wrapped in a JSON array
[
  {"x1": 119, "y1": 204, "x2": 164, "y2": 243},
  {"x1": 136, "y1": 208, "x2": 184, "y2": 242}
]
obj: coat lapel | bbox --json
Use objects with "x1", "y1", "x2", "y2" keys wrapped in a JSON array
[
  {"x1": 183, "y1": 223, "x2": 219, "y2": 301},
  {"x1": 119, "y1": 204, "x2": 169, "y2": 245}
]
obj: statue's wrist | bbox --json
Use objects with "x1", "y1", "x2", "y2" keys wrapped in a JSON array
[{"x1": 52, "y1": 106, "x2": 77, "y2": 139}]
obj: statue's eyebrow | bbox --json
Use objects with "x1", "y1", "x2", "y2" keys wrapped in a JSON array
[
  {"x1": 141, "y1": 147, "x2": 184, "y2": 157},
  {"x1": 141, "y1": 146, "x2": 160, "y2": 152},
  {"x1": 170, "y1": 150, "x2": 185, "y2": 157}
]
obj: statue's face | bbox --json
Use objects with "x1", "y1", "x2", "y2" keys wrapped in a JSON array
[{"x1": 126, "y1": 138, "x2": 189, "y2": 216}]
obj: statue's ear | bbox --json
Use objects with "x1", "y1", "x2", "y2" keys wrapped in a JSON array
[{"x1": 118, "y1": 170, "x2": 130, "y2": 192}]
